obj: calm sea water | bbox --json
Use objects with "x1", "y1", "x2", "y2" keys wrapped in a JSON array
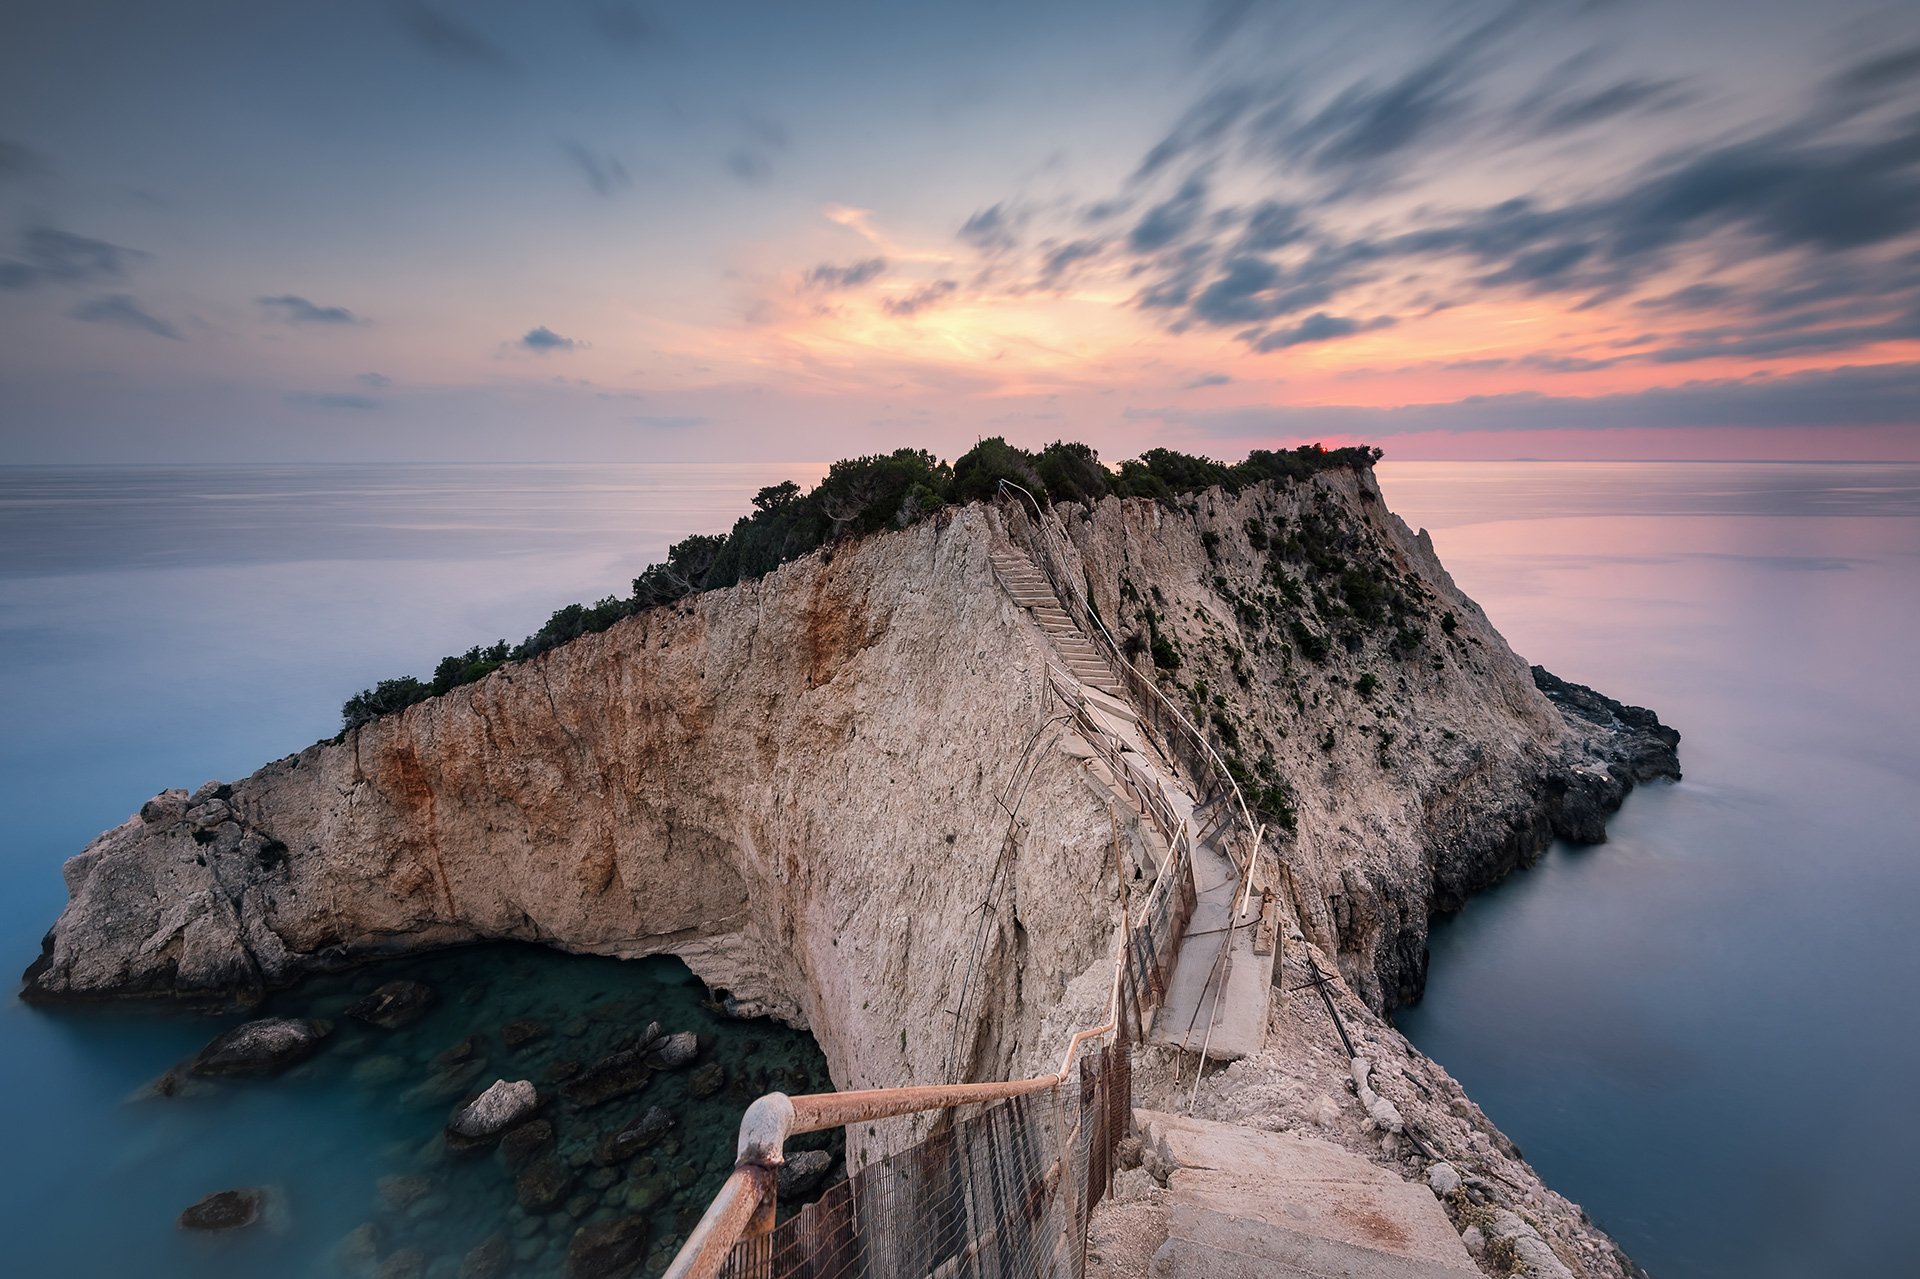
[
  {"x1": 1379, "y1": 462, "x2": 1920, "y2": 1279},
  {"x1": 0, "y1": 461, "x2": 1913, "y2": 1277}
]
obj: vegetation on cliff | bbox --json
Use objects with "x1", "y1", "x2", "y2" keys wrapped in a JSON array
[{"x1": 341, "y1": 440, "x2": 1380, "y2": 731}]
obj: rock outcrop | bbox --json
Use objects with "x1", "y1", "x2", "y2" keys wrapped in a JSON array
[{"x1": 21, "y1": 472, "x2": 1678, "y2": 1277}]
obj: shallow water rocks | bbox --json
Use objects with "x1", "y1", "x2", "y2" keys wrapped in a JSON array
[
  {"x1": 191, "y1": 1017, "x2": 329, "y2": 1077},
  {"x1": 593, "y1": 1106, "x2": 675, "y2": 1166},
  {"x1": 777, "y1": 1150, "x2": 834, "y2": 1198},
  {"x1": 645, "y1": 1031, "x2": 699, "y2": 1070},
  {"x1": 349, "y1": 980, "x2": 438, "y2": 1030},
  {"x1": 459, "y1": 1232, "x2": 512, "y2": 1279},
  {"x1": 498, "y1": 1117, "x2": 555, "y2": 1170},
  {"x1": 688, "y1": 1062, "x2": 725, "y2": 1098},
  {"x1": 446, "y1": 1079, "x2": 540, "y2": 1151},
  {"x1": 376, "y1": 1247, "x2": 428, "y2": 1279},
  {"x1": 515, "y1": 1158, "x2": 574, "y2": 1212},
  {"x1": 566, "y1": 1214, "x2": 651, "y2": 1279},
  {"x1": 178, "y1": 1188, "x2": 262, "y2": 1231},
  {"x1": 561, "y1": 1048, "x2": 653, "y2": 1107},
  {"x1": 501, "y1": 1018, "x2": 549, "y2": 1050}
]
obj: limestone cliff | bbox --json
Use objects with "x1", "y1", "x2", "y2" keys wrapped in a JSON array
[{"x1": 22, "y1": 472, "x2": 1677, "y2": 1277}]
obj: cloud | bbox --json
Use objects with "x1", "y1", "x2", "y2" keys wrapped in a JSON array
[
  {"x1": 70, "y1": 294, "x2": 181, "y2": 339},
  {"x1": 724, "y1": 114, "x2": 788, "y2": 185},
  {"x1": 1251, "y1": 312, "x2": 1396, "y2": 351},
  {"x1": 1126, "y1": 362, "x2": 1920, "y2": 438},
  {"x1": 625, "y1": 414, "x2": 708, "y2": 429},
  {"x1": 520, "y1": 325, "x2": 582, "y2": 352},
  {"x1": 1038, "y1": 239, "x2": 1104, "y2": 286},
  {"x1": 0, "y1": 138, "x2": 49, "y2": 180},
  {"x1": 1516, "y1": 77, "x2": 1693, "y2": 136},
  {"x1": 1184, "y1": 373, "x2": 1233, "y2": 388},
  {"x1": 883, "y1": 279, "x2": 958, "y2": 317},
  {"x1": 359, "y1": 372, "x2": 393, "y2": 388},
  {"x1": 395, "y1": 3, "x2": 514, "y2": 71},
  {"x1": 0, "y1": 227, "x2": 142, "y2": 290},
  {"x1": 286, "y1": 391, "x2": 378, "y2": 411},
  {"x1": 803, "y1": 257, "x2": 888, "y2": 291},
  {"x1": 258, "y1": 294, "x2": 363, "y2": 325},
  {"x1": 1128, "y1": 174, "x2": 1210, "y2": 253},
  {"x1": 562, "y1": 142, "x2": 631, "y2": 197},
  {"x1": 959, "y1": 203, "x2": 1024, "y2": 253},
  {"x1": 589, "y1": 4, "x2": 656, "y2": 49}
]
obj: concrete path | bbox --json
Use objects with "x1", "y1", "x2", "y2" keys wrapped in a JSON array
[{"x1": 1136, "y1": 1110, "x2": 1482, "y2": 1279}]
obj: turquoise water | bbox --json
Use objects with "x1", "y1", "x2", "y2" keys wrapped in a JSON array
[
  {"x1": 0, "y1": 464, "x2": 830, "y2": 1278},
  {"x1": 1380, "y1": 462, "x2": 1920, "y2": 1279}
]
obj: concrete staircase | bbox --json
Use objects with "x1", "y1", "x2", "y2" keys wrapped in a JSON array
[{"x1": 1135, "y1": 1110, "x2": 1482, "y2": 1279}]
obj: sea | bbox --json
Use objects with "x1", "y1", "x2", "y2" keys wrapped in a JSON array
[{"x1": 0, "y1": 460, "x2": 1914, "y2": 1278}]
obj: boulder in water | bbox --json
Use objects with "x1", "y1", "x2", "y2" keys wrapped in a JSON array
[
  {"x1": 560, "y1": 1048, "x2": 652, "y2": 1107},
  {"x1": 688, "y1": 1062, "x2": 725, "y2": 1098},
  {"x1": 515, "y1": 1158, "x2": 573, "y2": 1213},
  {"x1": 346, "y1": 980, "x2": 436, "y2": 1030},
  {"x1": 501, "y1": 1018, "x2": 550, "y2": 1050},
  {"x1": 460, "y1": 1232, "x2": 512, "y2": 1279},
  {"x1": 190, "y1": 1018, "x2": 329, "y2": 1078},
  {"x1": 592, "y1": 1106, "x2": 675, "y2": 1166},
  {"x1": 446, "y1": 1078, "x2": 541, "y2": 1151},
  {"x1": 566, "y1": 1215, "x2": 651, "y2": 1279},
  {"x1": 178, "y1": 1188, "x2": 263, "y2": 1231},
  {"x1": 644, "y1": 1032, "x2": 699, "y2": 1071},
  {"x1": 498, "y1": 1117, "x2": 555, "y2": 1170}
]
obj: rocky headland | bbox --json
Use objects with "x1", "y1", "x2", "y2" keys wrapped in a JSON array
[{"x1": 22, "y1": 458, "x2": 1677, "y2": 1277}]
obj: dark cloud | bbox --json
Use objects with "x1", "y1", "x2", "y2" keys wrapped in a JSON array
[
  {"x1": 1038, "y1": 239, "x2": 1104, "y2": 285},
  {"x1": 521, "y1": 325, "x2": 581, "y2": 351},
  {"x1": 1251, "y1": 312, "x2": 1395, "y2": 351},
  {"x1": 804, "y1": 258, "x2": 888, "y2": 291},
  {"x1": 70, "y1": 294, "x2": 181, "y2": 339},
  {"x1": 395, "y1": 3, "x2": 514, "y2": 72},
  {"x1": 1516, "y1": 77, "x2": 1693, "y2": 136},
  {"x1": 0, "y1": 227, "x2": 142, "y2": 290},
  {"x1": 589, "y1": 4, "x2": 656, "y2": 49},
  {"x1": 0, "y1": 138, "x2": 49, "y2": 180},
  {"x1": 562, "y1": 142, "x2": 631, "y2": 197},
  {"x1": 258, "y1": 294, "x2": 363, "y2": 325},
  {"x1": 724, "y1": 115, "x2": 789, "y2": 185},
  {"x1": 1128, "y1": 174, "x2": 1210, "y2": 253},
  {"x1": 884, "y1": 279, "x2": 958, "y2": 316},
  {"x1": 959, "y1": 203, "x2": 1024, "y2": 253},
  {"x1": 359, "y1": 372, "x2": 393, "y2": 388},
  {"x1": 286, "y1": 392, "x2": 378, "y2": 411},
  {"x1": 1133, "y1": 86, "x2": 1254, "y2": 183},
  {"x1": 1183, "y1": 372, "x2": 1233, "y2": 388},
  {"x1": 1126, "y1": 362, "x2": 1920, "y2": 437},
  {"x1": 1831, "y1": 44, "x2": 1920, "y2": 96}
]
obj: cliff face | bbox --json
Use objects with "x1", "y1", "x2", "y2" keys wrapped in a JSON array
[
  {"x1": 1042, "y1": 468, "x2": 1677, "y2": 1010},
  {"x1": 22, "y1": 504, "x2": 1141, "y2": 1095},
  {"x1": 23, "y1": 472, "x2": 1677, "y2": 1275}
]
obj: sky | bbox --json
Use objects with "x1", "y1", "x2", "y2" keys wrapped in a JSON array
[{"x1": 1, "y1": 0, "x2": 1917, "y2": 464}]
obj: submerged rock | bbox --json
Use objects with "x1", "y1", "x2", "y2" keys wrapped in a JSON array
[
  {"x1": 190, "y1": 1017, "x2": 329, "y2": 1077},
  {"x1": 566, "y1": 1215, "x2": 651, "y2": 1279},
  {"x1": 347, "y1": 980, "x2": 437, "y2": 1029},
  {"x1": 593, "y1": 1106, "x2": 675, "y2": 1165},
  {"x1": 688, "y1": 1062, "x2": 725, "y2": 1098},
  {"x1": 515, "y1": 1158, "x2": 573, "y2": 1213},
  {"x1": 499, "y1": 1117, "x2": 556, "y2": 1170},
  {"x1": 376, "y1": 1248, "x2": 428, "y2": 1279},
  {"x1": 646, "y1": 1031, "x2": 700, "y2": 1070},
  {"x1": 502, "y1": 1018, "x2": 550, "y2": 1050},
  {"x1": 447, "y1": 1078, "x2": 541, "y2": 1151},
  {"x1": 178, "y1": 1188, "x2": 262, "y2": 1231},
  {"x1": 460, "y1": 1232, "x2": 512, "y2": 1279},
  {"x1": 561, "y1": 1048, "x2": 652, "y2": 1107}
]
